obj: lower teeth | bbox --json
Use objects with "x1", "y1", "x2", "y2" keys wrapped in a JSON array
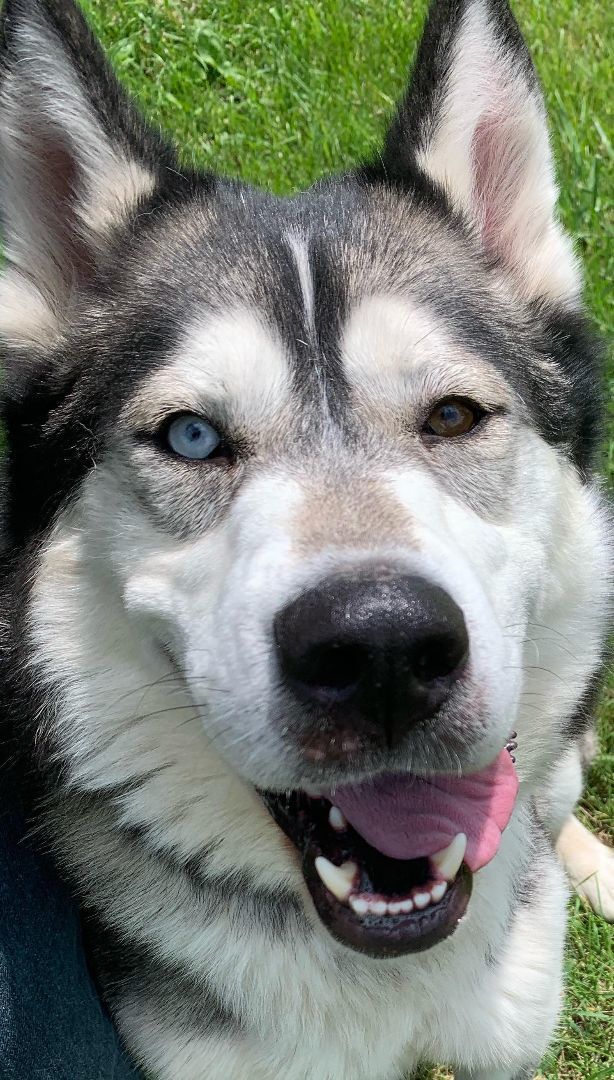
[
  {"x1": 345, "y1": 880, "x2": 448, "y2": 917},
  {"x1": 313, "y1": 832, "x2": 463, "y2": 919}
]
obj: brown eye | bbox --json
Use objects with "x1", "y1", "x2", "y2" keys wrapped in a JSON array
[{"x1": 423, "y1": 397, "x2": 484, "y2": 438}]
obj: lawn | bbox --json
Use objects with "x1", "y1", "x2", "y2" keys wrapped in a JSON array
[{"x1": 79, "y1": 1, "x2": 612, "y2": 1077}]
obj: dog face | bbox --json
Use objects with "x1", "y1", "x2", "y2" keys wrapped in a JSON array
[{"x1": 1, "y1": 0, "x2": 610, "y2": 958}]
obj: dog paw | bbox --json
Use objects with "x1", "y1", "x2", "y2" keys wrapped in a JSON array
[
  {"x1": 556, "y1": 815, "x2": 614, "y2": 922},
  {"x1": 572, "y1": 843, "x2": 614, "y2": 922}
]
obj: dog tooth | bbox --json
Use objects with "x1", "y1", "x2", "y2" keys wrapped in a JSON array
[
  {"x1": 328, "y1": 806, "x2": 348, "y2": 832},
  {"x1": 413, "y1": 891, "x2": 431, "y2": 910},
  {"x1": 430, "y1": 881, "x2": 447, "y2": 903},
  {"x1": 350, "y1": 897, "x2": 369, "y2": 915},
  {"x1": 338, "y1": 861, "x2": 358, "y2": 883},
  {"x1": 314, "y1": 857, "x2": 357, "y2": 903},
  {"x1": 372, "y1": 900, "x2": 387, "y2": 915},
  {"x1": 388, "y1": 901, "x2": 403, "y2": 915},
  {"x1": 399, "y1": 899, "x2": 414, "y2": 913},
  {"x1": 430, "y1": 833, "x2": 467, "y2": 881}
]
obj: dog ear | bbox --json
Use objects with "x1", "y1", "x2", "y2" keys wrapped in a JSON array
[
  {"x1": 381, "y1": 0, "x2": 580, "y2": 306},
  {"x1": 0, "y1": 0, "x2": 176, "y2": 349}
]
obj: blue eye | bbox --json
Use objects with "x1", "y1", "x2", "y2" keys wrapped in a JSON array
[{"x1": 166, "y1": 415, "x2": 222, "y2": 460}]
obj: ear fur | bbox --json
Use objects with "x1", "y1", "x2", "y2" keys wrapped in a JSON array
[
  {"x1": 0, "y1": 0, "x2": 176, "y2": 348},
  {"x1": 382, "y1": 0, "x2": 580, "y2": 306}
]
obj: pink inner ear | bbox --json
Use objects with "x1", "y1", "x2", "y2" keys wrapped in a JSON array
[
  {"x1": 25, "y1": 114, "x2": 96, "y2": 289},
  {"x1": 471, "y1": 110, "x2": 524, "y2": 264}
]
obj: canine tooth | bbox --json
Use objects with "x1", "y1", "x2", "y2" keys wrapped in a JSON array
[
  {"x1": 314, "y1": 857, "x2": 357, "y2": 902},
  {"x1": 399, "y1": 899, "x2": 414, "y2": 913},
  {"x1": 350, "y1": 897, "x2": 369, "y2": 915},
  {"x1": 388, "y1": 901, "x2": 403, "y2": 915},
  {"x1": 372, "y1": 900, "x2": 387, "y2": 915},
  {"x1": 413, "y1": 891, "x2": 431, "y2": 910},
  {"x1": 430, "y1": 833, "x2": 467, "y2": 882},
  {"x1": 328, "y1": 806, "x2": 348, "y2": 832},
  {"x1": 430, "y1": 881, "x2": 448, "y2": 903}
]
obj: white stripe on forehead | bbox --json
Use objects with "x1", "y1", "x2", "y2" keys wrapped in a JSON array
[
  {"x1": 124, "y1": 307, "x2": 292, "y2": 429},
  {"x1": 285, "y1": 230, "x2": 315, "y2": 344},
  {"x1": 341, "y1": 293, "x2": 512, "y2": 403}
]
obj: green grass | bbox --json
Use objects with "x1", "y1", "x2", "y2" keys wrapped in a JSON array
[{"x1": 82, "y1": 1, "x2": 612, "y2": 1075}]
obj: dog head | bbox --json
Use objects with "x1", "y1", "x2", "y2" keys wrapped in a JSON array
[{"x1": 1, "y1": 0, "x2": 610, "y2": 957}]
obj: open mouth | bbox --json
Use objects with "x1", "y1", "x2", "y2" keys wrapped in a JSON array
[{"x1": 262, "y1": 743, "x2": 518, "y2": 958}]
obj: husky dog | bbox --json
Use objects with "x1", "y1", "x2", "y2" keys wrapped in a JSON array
[{"x1": 0, "y1": 0, "x2": 612, "y2": 1077}]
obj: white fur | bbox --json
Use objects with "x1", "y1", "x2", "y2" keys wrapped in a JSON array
[
  {"x1": 342, "y1": 293, "x2": 516, "y2": 412},
  {"x1": 286, "y1": 231, "x2": 316, "y2": 343},
  {"x1": 124, "y1": 308, "x2": 293, "y2": 434}
]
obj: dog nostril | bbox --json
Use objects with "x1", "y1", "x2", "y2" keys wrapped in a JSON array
[
  {"x1": 411, "y1": 632, "x2": 468, "y2": 684},
  {"x1": 288, "y1": 643, "x2": 365, "y2": 703}
]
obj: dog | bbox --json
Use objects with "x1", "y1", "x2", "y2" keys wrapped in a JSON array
[{"x1": 0, "y1": 1, "x2": 612, "y2": 1077}]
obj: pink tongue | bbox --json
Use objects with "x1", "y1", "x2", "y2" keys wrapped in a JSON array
[{"x1": 328, "y1": 750, "x2": 518, "y2": 873}]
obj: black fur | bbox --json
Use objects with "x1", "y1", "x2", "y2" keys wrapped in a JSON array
[
  {"x1": 563, "y1": 666, "x2": 609, "y2": 742},
  {"x1": 85, "y1": 922, "x2": 243, "y2": 1040}
]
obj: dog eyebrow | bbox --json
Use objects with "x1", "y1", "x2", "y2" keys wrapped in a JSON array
[
  {"x1": 120, "y1": 306, "x2": 293, "y2": 433},
  {"x1": 341, "y1": 294, "x2": 516, "y2": 412},
  {"x1": 121, "y1": 395, "x2": 227, "y2": 433},
  {"x1": 407, "y1": 359, "x2": 514, "y2": 411}
]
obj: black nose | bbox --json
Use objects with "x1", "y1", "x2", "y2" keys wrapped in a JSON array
[{"x1": 274, "y1": 572, "x2": 469, "y2": 748}]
